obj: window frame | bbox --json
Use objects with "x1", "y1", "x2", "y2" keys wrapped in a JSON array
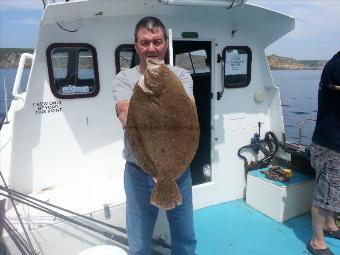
[
  {"x1": 46, "y1": 43, "x2": 100, "y2": 99},
  {"x1": 222, "y1": 46, "x2": 252, "y2": 88}
]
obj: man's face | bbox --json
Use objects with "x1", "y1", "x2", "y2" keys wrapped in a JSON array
[{"x1": 135, "y1": 27, "x2": 168, "y2": 65}]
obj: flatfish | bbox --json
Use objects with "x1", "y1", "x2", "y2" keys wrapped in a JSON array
[{"x1": 126, "y1": 58, "x2": 199, "y2": 210}]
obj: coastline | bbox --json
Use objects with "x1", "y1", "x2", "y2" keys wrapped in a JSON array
[{"x1": 0, "y1": 48, "x2": 327, "y2": 70}]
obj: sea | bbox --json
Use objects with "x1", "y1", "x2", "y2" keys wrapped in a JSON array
[{"x1": 0, "y1": 68, "x2": 320, "y2": 145}]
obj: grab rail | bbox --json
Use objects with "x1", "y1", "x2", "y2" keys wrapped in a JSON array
[
  {"x1": 297, "y1": 117, "x2": 316, "y2": 145},
  {"x1": 12, "y1": 53, "x2": 34, "y2": 100},
  {"x1": 2, "y1": 70, "x2": 9, "y2": 124}
]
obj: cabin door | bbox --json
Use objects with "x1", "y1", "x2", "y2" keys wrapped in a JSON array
[{"x1": 172, "y1": 41, "x2": 212, "y2": 186}]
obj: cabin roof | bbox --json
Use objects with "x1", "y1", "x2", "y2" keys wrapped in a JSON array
[{"x1": 41, "y1": 0, "x2": 294, "y2": 47}]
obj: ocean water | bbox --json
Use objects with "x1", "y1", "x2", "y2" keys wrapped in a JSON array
[
  {"x1": 0, "y1": 68, "x2": 320, "y2": 144},
  {"x1": 0, "y1": 68, "x2": 30, "y2": 124},
  {"x1": 271, "y1": 70, "x2": 320, "y2": 145}
]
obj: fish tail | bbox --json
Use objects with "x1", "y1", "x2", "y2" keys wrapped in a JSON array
[{"x1": 150, "y1": 179, "x2": 182, "y2": 210}]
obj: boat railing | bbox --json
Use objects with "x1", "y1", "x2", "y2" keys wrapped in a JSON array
[
  {"x1": 1, "y1": 70, "x2": 10, "y2": 125},
  {"x1": 297, "y1": 117, "x2": 316, "y2": 145},
  {"x1": 12, "y1": 53, "x2": 34, "y2": 101}
]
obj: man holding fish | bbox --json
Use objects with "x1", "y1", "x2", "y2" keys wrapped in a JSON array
[{"x1": 113, "y1": 16, "x2": 198, "y2": 255}]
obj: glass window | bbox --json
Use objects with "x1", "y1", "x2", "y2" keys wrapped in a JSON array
[
  {"x1": 175, "y1": 49, "x2": 209, "y2": 74},
  {"x1": 52, "y1": 52, "x2": 68, "y2": 79},
  {"x1": 78, "y1": 49, "x2": 95, "y2": 79},
  {"x1": 115, "y1": 44, "x2": 139, "y2": 74},
  {"x1": 222, "y1": 46, "x2": 252, "y2": 88},
  {"x1": 47, "y1": 43, "x2": 99, "y2": 99}
]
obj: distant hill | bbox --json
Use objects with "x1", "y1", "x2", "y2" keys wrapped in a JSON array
[
  {"x1": 0, "y1": 48, "x2": 327, "y2": 70},
  {"x1": 0, "y1": 48, "x2": 34, "y2": 68},
  {"x1": 267, "y1": 54, "x2": 326, "y2": 70}
]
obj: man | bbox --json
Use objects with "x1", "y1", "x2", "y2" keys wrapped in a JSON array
[
  {"x1": 113, "y1": 16, "x2": 197, "y2": 255},
  {"x1": 307, "y1": 51, "x2": 340, "y2": 255}
]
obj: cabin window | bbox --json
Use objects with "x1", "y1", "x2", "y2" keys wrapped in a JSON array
[
  {"x1": 46, "y1": 43, "x2": 99, "y2": 99},
  {"x1": 115, "y1": 44, "x2": 140, "y2": 74},
  {"x1": 222, "y1": 46, "x2": 252, "y2": 88},
  {"x1": 175, "y1": 50, "x2": 210, "y2": 74}
]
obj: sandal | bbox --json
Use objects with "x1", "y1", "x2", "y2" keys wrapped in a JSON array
[
  {"x1": 324, "y1": 229, "x2": 340, "y2": 240},
  {"x1": 306, "y1": 241, "x2": 334, "y2": 255}
]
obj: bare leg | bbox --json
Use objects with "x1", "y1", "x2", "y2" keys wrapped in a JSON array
[
  {"x1": 325, "y1": 211, "x2": 340, "y2": 231},
  {"x1": 310, "y1": 205, "x2": 328, "y2": 249}
]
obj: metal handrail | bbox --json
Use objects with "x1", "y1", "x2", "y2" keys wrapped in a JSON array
[
  {"x1": 2, "y1": 70, "x2": 9, "y2": 124},
  {"x1": 168, "y1": 28, "x2": 173, "y2": 66},
  {"x1": 12, "y1": 53, "x2": 34, "y2": 100},
  {"x1": 297, "y1": 117, "x2": 316, "y2": 145}
]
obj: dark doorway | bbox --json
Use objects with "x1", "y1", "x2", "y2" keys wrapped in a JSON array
[{"x1": 173, "y1": 40, "x2": 212, "y2": 185}]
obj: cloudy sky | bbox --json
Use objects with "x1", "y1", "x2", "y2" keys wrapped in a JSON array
[{"x1": 0, "y1": 0, "x2": 339, "y2": 60}]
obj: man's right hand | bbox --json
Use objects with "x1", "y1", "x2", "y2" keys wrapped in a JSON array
[{"x1": 115, "y1": 101, "x2": 129, "y2": 128}]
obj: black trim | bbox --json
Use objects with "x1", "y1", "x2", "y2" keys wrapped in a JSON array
[
  {"x1": 46, "y1": 43, "x2": 100, "y2": 99},
  {"x1": 222, "y1": 46, "x2": 252, "y2": 88}
]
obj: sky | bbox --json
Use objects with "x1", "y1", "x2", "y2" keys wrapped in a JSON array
[{"x1": 0, "y1": 0, "x2": 339, "y2": 60}]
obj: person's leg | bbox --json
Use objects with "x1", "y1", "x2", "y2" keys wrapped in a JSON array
[
  {"x1": 166, "y1": 168, "x2": 197, "y2": 255},
  {"x1": 309, "y1": 143, "x2": 330, "y2": 251},
  {"x1": 124, "y1": 162, "x2": 159, "y2": 255},
  {"x1": 325, "y1": 211, "x2": 339, "y2": 232},
  {"x1": 310, "y1": 205, "x2": 328, "y2": 249},
  {"x1": 308, "y1": 143, "x2": 340, "y2": 253}
]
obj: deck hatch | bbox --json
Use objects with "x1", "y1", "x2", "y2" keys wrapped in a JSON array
[{"x1": 46, "y1": 43, "x2": 100, "y2": 99}]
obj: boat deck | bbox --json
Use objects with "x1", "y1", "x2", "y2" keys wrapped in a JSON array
[{"x1": 194, "y1": 200, "x2": 339, "y2": 255}]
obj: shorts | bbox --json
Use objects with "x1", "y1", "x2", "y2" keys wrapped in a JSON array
[{"x1": 310, "y1": 142, "x2": 340, "y2": 212}]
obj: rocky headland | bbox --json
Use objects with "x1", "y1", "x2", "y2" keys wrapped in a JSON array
[{"x1": 267, "y1": 54, "x2": 326, "y2": 70}]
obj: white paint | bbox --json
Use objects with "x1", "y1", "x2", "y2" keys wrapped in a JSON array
[
  {"x1": 160, "y1": 0, "x2": 247, "y2": 7},
  {"x1": 246, "y1": 173, "x2": 315, "y2": 222},
  {"x1": 78, "y1": 245, "x2": 127, "y2": 255}
]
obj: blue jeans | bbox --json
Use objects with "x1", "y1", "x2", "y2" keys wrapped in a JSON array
[{"x1": 124, "y1": 162, "x2": 196, "y2": 255}]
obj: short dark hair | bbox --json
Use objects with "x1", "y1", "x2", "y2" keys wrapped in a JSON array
[{"x1": 134, "y1": 16, "x2": 168, "y2": 42}]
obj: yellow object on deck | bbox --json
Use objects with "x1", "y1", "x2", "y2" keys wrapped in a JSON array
[{"x1": 283, "y1": 168, "x2": 293, "y2": 178}]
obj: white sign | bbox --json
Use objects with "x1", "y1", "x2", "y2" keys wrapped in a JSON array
[{"x1": 225, "y1": 53, "x2": 247, "y2": 75}]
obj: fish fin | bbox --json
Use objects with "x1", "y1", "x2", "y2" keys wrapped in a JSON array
[{"x1": 150, "y1": 180, "x2": 182, "y2": 210}]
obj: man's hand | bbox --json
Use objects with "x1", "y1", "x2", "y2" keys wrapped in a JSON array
[
  {"x1": 189, "y1": 95, "x2": 196, "y2": 105},
  {"x1": 115, "y1": 101, "x2": 129, "y2": 128}
]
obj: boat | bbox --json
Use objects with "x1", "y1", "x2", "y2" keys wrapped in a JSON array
[{"x1": 1, "y1": 0, "x2": 339, "y2": 254}]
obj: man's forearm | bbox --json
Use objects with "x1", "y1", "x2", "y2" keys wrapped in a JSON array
[{"x1": 116, "y1": 101, "x2": 129, "y2": 128}]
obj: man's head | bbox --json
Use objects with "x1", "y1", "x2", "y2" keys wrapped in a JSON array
[{"x1": 134, "y1": 16, "x2": 168, "y2": 71}]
